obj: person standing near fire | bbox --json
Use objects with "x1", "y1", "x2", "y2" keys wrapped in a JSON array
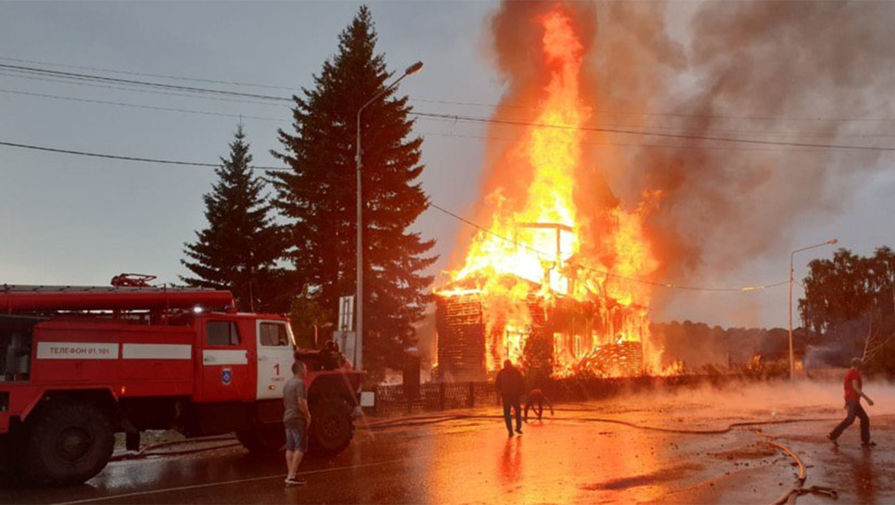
[
  {"x1": 283, "y1": 361, "x2": 311, "y2": 485},
  {"x1": 495, "y1": 359, "x2": 525, "y2": 436},
  {"x1": 828, "y1": 357, "x2": 875, "y2": 446}
]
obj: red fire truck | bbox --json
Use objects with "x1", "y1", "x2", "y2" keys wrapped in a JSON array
[{"x1": 0, "y1": 277, "x2": 363, "y2": 486}]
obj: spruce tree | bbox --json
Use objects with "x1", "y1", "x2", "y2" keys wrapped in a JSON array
[
  {"x1": 182, "y1": 124, "x2": 285, "y2": 312},
  {"x1": 272, "y1": 6, "x2": 436, "y2": 379}
]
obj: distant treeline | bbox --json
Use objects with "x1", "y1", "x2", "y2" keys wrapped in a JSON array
[
  {"x1": 649, "y1": 321, "x2": 822, "y2": 370},
  {"x1": 651, "y1": 319, "x2": 876, "y2": 372}
]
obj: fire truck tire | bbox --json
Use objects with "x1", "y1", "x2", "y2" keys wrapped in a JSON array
[
  {"x1": 236, "y1": 424, "x2": 285, "y2": 454},
  {"x1": 0, "y1": 434, "x2": 10, "y2": 479},
  {"x1": 25, "y1": 400, "x2": 114, "y2": 486},
  {"x1": 308, "y1": 398, "x2": 353, "y2": 457}
]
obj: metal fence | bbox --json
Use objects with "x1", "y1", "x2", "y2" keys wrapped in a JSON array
[
  {"x1": 372, "y1": 381, "x2": 498, "y2": 416},
  {"x1": 369, "y1": 373, "x2": 745, "y2": 417}
]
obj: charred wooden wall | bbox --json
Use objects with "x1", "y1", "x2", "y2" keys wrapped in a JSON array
[
  {"x1": 435, "y1": 282, "x2": 645, "y2": 380},
  {"x1": 435, "y1": 292, "x2": 487, "y2": 381}
]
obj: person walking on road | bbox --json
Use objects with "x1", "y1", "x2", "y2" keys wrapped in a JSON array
[
  {"x1": 524, "y1": 388, "x2": 554, "y2": 422},
  {"x1": 495, "y1": 359, "x2": 525, "y2": 437},
  {"x1": 828, "y1": 357, "x2": 875, "y2": 447},
  {"x1": 283, "y1": 360, "x2": 312, "y2": 485}
]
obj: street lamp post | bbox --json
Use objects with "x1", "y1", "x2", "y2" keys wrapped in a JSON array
[
  {"x1": 789, "y1": 238, "x2": 838, "y2": 380},
  {"x1": 354, "y1": 61, "x2": 423, "y2": 371}
]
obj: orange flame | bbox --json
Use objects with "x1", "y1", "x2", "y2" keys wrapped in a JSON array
[{"x1": 440, "y1": 6, "x2": 665, "y2": 377}]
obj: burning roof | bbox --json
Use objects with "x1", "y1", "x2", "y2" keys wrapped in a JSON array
[{"x1": 435, "y1": 4, "x2": 666, "y2": 379}]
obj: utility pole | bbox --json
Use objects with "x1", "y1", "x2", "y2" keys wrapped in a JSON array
[
  {"x1": 354, "y1": 61, "x2": 423, "y2": 371},
  {"x1": 789, "y1": 238, "x2": 837, "y2": 380}
]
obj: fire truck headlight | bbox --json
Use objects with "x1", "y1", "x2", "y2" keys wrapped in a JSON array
[{"x1": 193, "y1": 306, "x2": 204, "y2": 314}]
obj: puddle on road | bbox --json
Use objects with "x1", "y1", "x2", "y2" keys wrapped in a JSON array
[{"x1": 580, "y1": 462, "x2": 704, "y2": 491}]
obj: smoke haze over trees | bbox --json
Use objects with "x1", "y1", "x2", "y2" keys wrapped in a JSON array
[
  {"x1": 648, "y1": 247, "x2": 895, "y2": 374},
  {"x1": 799, "y1": 247, "x2": 895, "y2": 374},
  {"x1": 650, "y1": 321, "x2": 820, "y2": 372}
]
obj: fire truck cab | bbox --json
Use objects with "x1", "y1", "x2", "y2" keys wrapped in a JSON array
[{"x1": 0, "y1": 281, "x2": 363, "y2": 486}]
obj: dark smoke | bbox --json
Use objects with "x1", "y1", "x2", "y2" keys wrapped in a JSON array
[
  {"x1": 476, "y1": 0, "x2": 894, "y2": 296},
  {"x1": 602, "y1": 1, "x2": 893, "y2": 281}
]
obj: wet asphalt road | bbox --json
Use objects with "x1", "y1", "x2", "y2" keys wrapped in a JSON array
[{"x1": 3, "y1": 382, "x2": 894, "y2": 504}]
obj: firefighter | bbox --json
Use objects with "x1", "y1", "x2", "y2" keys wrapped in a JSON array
[
  {"x1": 524, "y1": 388, "x2": 554, "y2": 422},
  {"x1": 495, "y1": 359, "x2": 525, "y2": 436},
  {"x1": 319, "y1": 340, "x2": 343, "y2": 370}
]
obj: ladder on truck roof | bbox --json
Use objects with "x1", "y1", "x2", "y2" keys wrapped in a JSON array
[{"x1": 1, "y1": 283, "x2": 235, "y2": 314}]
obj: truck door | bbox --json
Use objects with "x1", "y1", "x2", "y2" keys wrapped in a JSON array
[
  {"x1": 255, "y1": 320, "x2": 295, "y2": 400},
  {"x1": 198, "y1": 318, "x2": 254, "y2": 402}
]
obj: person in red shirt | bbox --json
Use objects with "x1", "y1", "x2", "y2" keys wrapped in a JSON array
[{"x1": 828, "y1": 358, "x2": 875, "y2": 446}]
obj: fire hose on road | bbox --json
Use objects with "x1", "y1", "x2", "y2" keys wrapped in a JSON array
[
  {"x1": 110, "y1": 435, "x2": 242, "y2": 461},
  {"x1": 366, "y1": 413, "x2": 843, "y2": 504},
  {"x1": 764, "y1": 438, "x2": 838, "y2": 504},
  {"x1": 108, "y1": 413, "x2": 842, "y2": 505}
]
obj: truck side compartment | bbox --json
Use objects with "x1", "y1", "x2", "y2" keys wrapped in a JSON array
[
  {"x1": 29, "y1": 320, "x2": 195, "y2": 397},
  {"x1": 1, "y1": 315, "x2": 40, "y2": 382}
]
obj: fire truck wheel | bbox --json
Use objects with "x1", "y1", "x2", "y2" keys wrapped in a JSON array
[
  {"x1": 25, "y1": 400, "x2": 114, "y2": 486},
  {"x1": 0, "y1": 434, "x2": 11, "y2": 480},
  {"x1": 308, "y1": 398, "x2": 353, "y2": 457},
  {"x1": 236, "y1": 424, "x2": 285, "y2": 454}
]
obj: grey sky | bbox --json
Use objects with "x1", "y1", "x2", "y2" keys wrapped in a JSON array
[{"x1": 1, "y1": 1, "x2": 892, "y2": 330}]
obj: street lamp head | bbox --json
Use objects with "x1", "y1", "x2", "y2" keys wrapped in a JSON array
[
  {"x1": 827, "y1": 238, "x2": 838, "y2": 245},
  {"x1": 404, "y1": 61, "x2": 424, "y2": 76}
]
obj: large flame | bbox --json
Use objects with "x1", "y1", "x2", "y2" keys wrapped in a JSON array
[
  {"x1": 456, "y1": 10, "x2": 583, "y2": 287},
  {"x1": 439, "y1": 5, "x2": 665, "y2": 378}
]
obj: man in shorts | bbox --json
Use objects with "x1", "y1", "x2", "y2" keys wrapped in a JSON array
[{"x1": 284, "y1": 360, "x2": 311, "y2": 485}]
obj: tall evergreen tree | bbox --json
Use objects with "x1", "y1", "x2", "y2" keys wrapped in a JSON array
[
  {"x1": 272, "y1": 6, "x2": 436, "y2": 379},
  {"x1": 182, "y1": 124, "x2": 285, "y2": 312}
]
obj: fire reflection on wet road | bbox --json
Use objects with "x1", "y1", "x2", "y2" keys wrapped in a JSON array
[{"x1": 3, "y1": 391, "x2": 894, "y2": 505}]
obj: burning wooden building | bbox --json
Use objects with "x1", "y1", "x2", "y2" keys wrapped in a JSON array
[
  {"x1": 435, "y1": 270, "x2": 648, "y2": 381},
  {"x1": 435, "y1": 5, "x2": 663, "y2": 380}
]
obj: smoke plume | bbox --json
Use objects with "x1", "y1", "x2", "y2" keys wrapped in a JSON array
[{"x1": 473, "y1": 0, "x2": 894, "y2": 297}]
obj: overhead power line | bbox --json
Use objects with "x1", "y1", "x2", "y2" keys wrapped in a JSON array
[
  {"x1": 412, "y1": 112, "x2": 895, "y2": 153},
  {"x1": 0, "y1": 70, "x2": 284, "y2": 107},
  {"x1": 6, "y1": 55, "x2": 893, "y2": 124},
  {"x1": 0, "y1": 63, "x2": 291, "y2": 102},
  {"x1": 2, "y1": 87, "x2": 870, "y2": 153},
  {"x1": 0, "y1": 140, "x2": 284, "y2": 170},
  {"x1": 420, "y1": 130, "x2": 836, "y2": 154},
  {"x1": 0, "y1": 55, "x2": 296, "y2": 91},
  {"x1": 412, "y1": 97, "x2": 895, "y2": 123},
  {"x1": 0, "y1": 88, "x2": 285, "y2": 122},
  {"x1": 3, "y1": 62, "x2": 895, "y2": 151}
]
